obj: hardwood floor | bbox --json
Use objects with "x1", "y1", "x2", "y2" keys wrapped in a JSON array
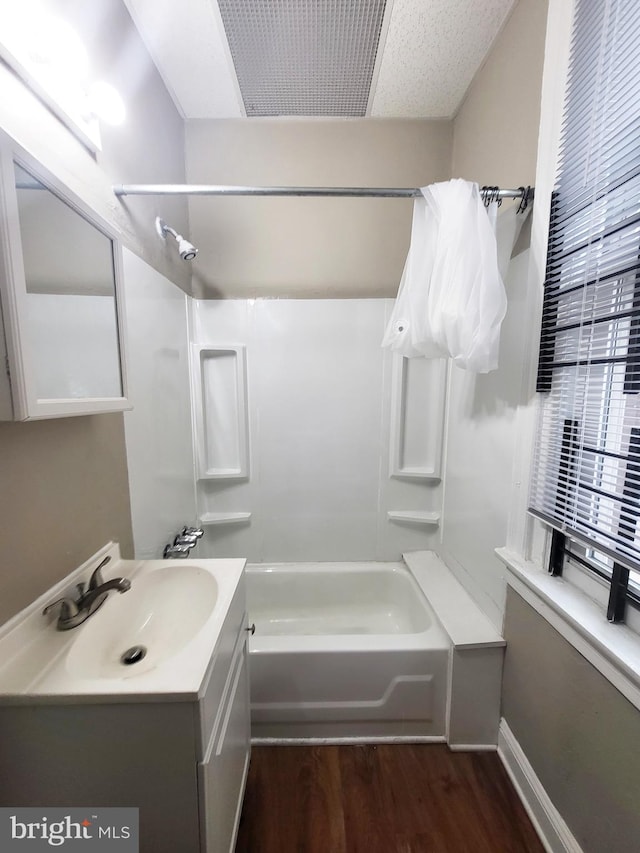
[{"x1": 235, "y1": 744, "x2": 545, "y2": 853}]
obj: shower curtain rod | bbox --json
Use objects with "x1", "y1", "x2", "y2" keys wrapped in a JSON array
[{"x1": 113, "y1": 184, "x2": 533, "y2": 201}]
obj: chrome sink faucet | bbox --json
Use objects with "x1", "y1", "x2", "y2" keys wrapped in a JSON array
[{"x1": 43, "y1": 555, "x2": 131, "y2": 631}]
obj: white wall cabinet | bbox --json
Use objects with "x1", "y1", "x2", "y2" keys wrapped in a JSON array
[
  {"x1": 0, "y1": 577, "x2": 251, "y2": 853},
  {"x1": 0, "y1": 129, "x2": 130, "y2": 420}
]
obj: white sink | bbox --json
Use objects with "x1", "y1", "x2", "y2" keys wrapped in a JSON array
[
  {"x1": 65, "y1": 565, "x2": 218, "y2": 679},
  {"x1": 0, "y1": 544, "x2": 246, "y2": 701}
]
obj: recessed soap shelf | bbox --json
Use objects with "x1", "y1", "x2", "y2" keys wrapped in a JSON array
[
  {"x1": 389, "y1": 355, "x2": 447, "y2": 480},
  {"x1": 192, "y1": 345, "x2": 249, "y2": 480},
  {"x1": 387, "y1": 510, "x2": 440, "y2": 526},
  {"x1": 199, "y1": 512, "x2": 252, "y2": 526}
]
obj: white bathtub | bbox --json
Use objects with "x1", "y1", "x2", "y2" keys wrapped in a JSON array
[{"x1": 246, "y1": 561, "x2": 450, "y2": 741}]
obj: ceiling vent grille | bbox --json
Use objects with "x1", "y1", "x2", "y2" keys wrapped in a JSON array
[{"x1": 217, "y1": 0, "x2": 388, "y2": 117}]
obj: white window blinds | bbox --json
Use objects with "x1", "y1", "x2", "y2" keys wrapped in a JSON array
[{"x1": 529, "y1": 0, "x2": 640, "y2": 586}]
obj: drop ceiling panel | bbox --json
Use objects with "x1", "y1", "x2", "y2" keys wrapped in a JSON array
[
  {"x1": 371, "y1": 0, "x2": 516, "y2": 117},
  {"x1": 123, "y1": 0, "x2": 243, "y2": 118}
]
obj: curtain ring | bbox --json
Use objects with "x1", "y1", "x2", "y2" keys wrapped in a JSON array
[
  {"x1": 517, "y1": 186, "x2": 532, "y2": 214},
  {"x1": 481, "y1": 186, "x2": 501, "y2": 208}
]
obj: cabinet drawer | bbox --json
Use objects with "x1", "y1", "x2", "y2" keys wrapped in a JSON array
[
  {"x1": 197, "y1": 579, "x2": 246, "y2": 760},
  {"x1": 198, "y1": 644, "x2": 251, "y2": 853}
]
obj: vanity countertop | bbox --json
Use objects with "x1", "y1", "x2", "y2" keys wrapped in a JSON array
[{"x1": 0, "y1": 543, "x2": 246, "y2": 705}]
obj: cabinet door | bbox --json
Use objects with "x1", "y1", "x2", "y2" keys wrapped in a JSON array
[{"x1": 198, "y1": 639, "x2": 251, "y2": 853}]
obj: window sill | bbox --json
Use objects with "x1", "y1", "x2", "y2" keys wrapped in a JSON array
[{"x1": 496, "y1": 546, "x2": 640, "y2": 712}]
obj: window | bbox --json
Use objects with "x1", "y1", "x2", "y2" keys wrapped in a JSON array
[{"x1": 529, "y1": 0, "x2": 640, "y2": 622}]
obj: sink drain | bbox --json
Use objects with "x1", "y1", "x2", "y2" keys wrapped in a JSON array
[{"x1": 121, "y1": 645, "x2": 147, "y2": 665}]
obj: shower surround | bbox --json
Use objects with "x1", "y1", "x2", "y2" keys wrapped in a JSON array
[{"x1": 191, "y1": 298, "x2": 446, "y2": 563}]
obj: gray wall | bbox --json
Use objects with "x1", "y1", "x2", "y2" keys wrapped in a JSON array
[
  {"x1": 0, "y1": 415, "x2": 133, "y2": 623},
  {"x1": 185, "y1": 118, "x2": 452, "y2": 298},
  {"x1": 502, "y1": 590, "x2": 640, "y2": 853},
  {"x1": 0, "y1": 0, "x2": 190, "y2": 291},
  {"x1": 0, "y1": 0, "x2": 186, "y2": 625}
]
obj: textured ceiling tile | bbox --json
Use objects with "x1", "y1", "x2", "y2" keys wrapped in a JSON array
[
  {"x1": 371, "y1": 0, "x2": 516, "y2": 118},
  {"x1": 123, "y1": 0, "x2": 243, "y2": 118},
  {"x1": 216, "y1": 0, "x2": 388, "y2": 117}
]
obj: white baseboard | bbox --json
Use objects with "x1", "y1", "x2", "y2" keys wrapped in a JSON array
[
  {"x1": 448, "y1": 743, "x2": 497, "y2": 752},
  {"x1": 251, "y1": 735, "x2": 446, "y2": 746},
  {"x1": 498, "y1": 719, "x2": 583, "y2": 853}
]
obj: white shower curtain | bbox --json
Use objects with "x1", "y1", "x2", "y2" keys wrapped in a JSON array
[{"x1": 382, "y1": 179, "x2": 524, "y2": 373}]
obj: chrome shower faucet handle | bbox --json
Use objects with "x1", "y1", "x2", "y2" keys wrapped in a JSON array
[
  {"x1": 163, "y1": 543, "x2": 192, "y2": 559},
  {"x1": 182, "y1": 527, "x2": 204, "y2": 539}
]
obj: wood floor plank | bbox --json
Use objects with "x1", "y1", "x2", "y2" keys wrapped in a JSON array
[
  {"x1": 338, "y1": 745, "x2": 396, "y2": 853},
  {"x1": 377, "y1": 744, "x2": 481, "y2": 851},
  {"x1": 236, "y1": 745, "x2": 347, "y2": 853},
  {"x1": 235, "y1": 744, "x2": 545, "y2": 853},
  {"x1": 465, "y1": 752, "x2": 544, "y2": 853}
]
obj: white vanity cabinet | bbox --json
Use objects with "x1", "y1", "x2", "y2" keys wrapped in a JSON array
[
  {"x1": 0, "y1": 572, "x2": 251, "y2": 853},
  {"x1": 196, "y1": 573, "x2": 252, "y2": 853},
  {"x1": 198, "y1": 628, "x2": 251, "y2": 852}
]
